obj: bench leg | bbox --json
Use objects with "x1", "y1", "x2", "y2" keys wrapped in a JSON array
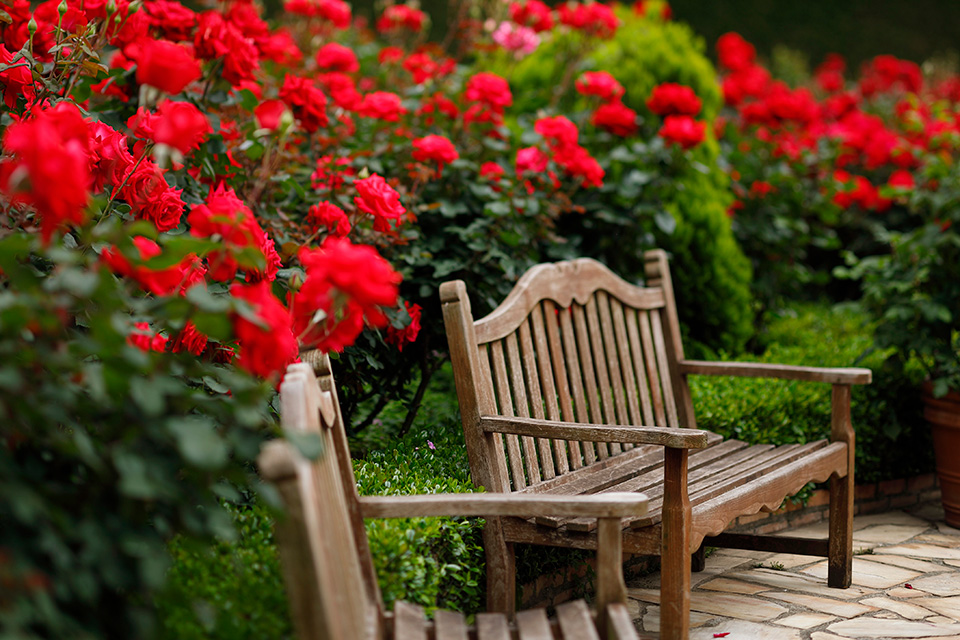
[
  {"x1": 661, "y1": 448, "x2": 691, "y2": 640},
  {"x1": 691, "y1": 543, "x2": 706, "y2": 573},
  {"x1": 484, "y1": 520, "x2": 517, "y2": 616},
  {"x1": 828, "y1": 470, "x2": 853, "y2": 588}
]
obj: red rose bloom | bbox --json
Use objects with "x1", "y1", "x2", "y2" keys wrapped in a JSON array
[
  {"x1": 464, "y1": 72, "x2": 513, "y2": 110},
  {"x1": 646, "y1": 82, "x2": 702, "y2": 116},
  {"x1": 308, "y1": 201, "x2": 351, "y2": 237},
  {"x1": 88, "y1": 120, "x2": 135, "y2": 192},
  {"x1": 120, "y1": 161, "x2": 185, "y2": 232},
  {"x1": 279, "y1": 74, "x2": 329, "y2": 132},
  {"x1": 254, "y1": 99, "x2": 290, "y2": 130},
  {"x1": 230, "y1": 280, "x2": 299, "y2": 379},
  {"x1": 575, "y1": 70, "x2": 624, "y2": 102},
  {"x1": 591, "y1": 101, "x2": 638, "y2": 136},
  {"x1": 315, "y1": 42, "x2": 359, "y2": 73},
  {"x1": 134, "y1": 39, "x2": 202, "y2": 95},
  {"x1": 535, "y1": 115, "x2": 579, "y2": 150},
  {"x1": 290, "y1": 238, "x2": 400, "y2": 353},
  {"x1": 888, "y1": 169, "x2": 915, "y2": 191},
  {"x1": 509, "y1": 0, "x2": 553, "y2": 32},
  {"x1": 479, "y1": 162, "x2": 505, "y2": 181},
  {"x1": 311, "y1": 154, "x2": 354, "y2": 190},
  {"x1": 716, "y1": 32, "x2": 755, "y2": 72},
  {"x1": 354, "y1": 174, "x2": 406, "y2": 232},
  {"x1": 171, "y1": 321, "x2": 209, "y2": 356},
  {"x1": 412, "y1": 135, "x2": 459, "y2": 174},
  {"x1": 128, "y1": 321, "x2": 169, "y2": 352},
  {"x1": 386, "y1": 301, "x2": 422, "y2": 351},
  {"x1": 658, "y1": 115, "x2": 706, "y2": 149},
  {"x1": 131, "y1": 100, "x2": 212, "y2": 155},
  {"x1": 356, "y1": 91, "x2": 407, "y2": 122},
  {"x1": 376, "y1": 4, "x2": 426, "y2": 33},
  {"x1": 0, "y1": 44, "x2": 36, "y2": 109},
  {"x1": 557, "y1": 2, "x2": 619, "y2": 38},
  {"x1": 515, "y1": 146, "x2": 549, "y2": 175},
  {"x1": 102, "y1": 236, "x2": 201, "y2": 296},
  {"x1": 194, "y1": 11, "x2": 260, "y2": 86},
  {"x1": 316, "y1": 0, "x2": 352, "y2": 27},
  {"x1": 556, "y1": 145, "x2": 604, "y2": 188},
  {"x1": 143, "y1": 0, "x2": 197, "y2": 42},
  {"x1": 317, "y1": 72, "x2": 363, "y2": 110},
  {"x1": 0, "y1": 102, "x2": 91, "y2": 243}
]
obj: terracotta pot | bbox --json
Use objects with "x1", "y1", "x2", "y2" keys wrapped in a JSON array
[{"x1": 921, "y1": 383, "x2": 960, "y2": 527}]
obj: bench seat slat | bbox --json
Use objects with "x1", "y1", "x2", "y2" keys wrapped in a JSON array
[
  {"x1": 475, "y1": 612, "x2": 511, "y2": 640},
  {"x1": 515, "y1": 608, "x2": 553, "y2": 640},
  {"x1": 556, "y1": 600, "x2": 602, "y2": 640},
  {"x1": 434, "y1": 610, "x2": 468, "y2": 640}
]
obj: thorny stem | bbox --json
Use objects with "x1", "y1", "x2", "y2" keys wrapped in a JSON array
[{"x1": 101, "y1": 144, "x2": 153, "y2": 216}]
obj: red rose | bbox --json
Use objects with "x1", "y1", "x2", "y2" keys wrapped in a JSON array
[
  {"x1": 888, "y1": 169, "x2": 915, "y2": 191},
  {"x1": 143, "y1": 0, "x2": 197, "y2": 42},
  {"x1": 88, "y1": 120, "x2": 135, "y2": 191},
  {"x1": 131, "y1": 100, "x2": 211, "y2": 155},
  {"x1": 102, "y1": 236, "x2": 201, "y2": 296},
  {"x1": 120, "y1": 161, "x2": 185, "y2": 232},
  {"x1": 412, "y1": 135, "x2": 459, "y2": 174},
  {"x1": 194, "y1": 11, "x2": 260, "y2": 86},
  {"x1": 308, "y1": 201, "x2": 351, "y2": 237},
  {"x1": 575, "y1": 70, "x2": 624, "y2": 102},
  {"x1": 128, "y1": 321, "x2": 169, "y2": 352},
  {"x1": 279, "y1": 74, "x2": 329, "y2": 133},
  {"x1": 254, "y1": 99, "x2": 290, "y2": 130},
  {"x1": 535, "y1": 115, "x2": 579, "y2": 150},
  {"x1": 317, "y1": 72, "x2": 362, "y2": 110},
  {"x1": 386, "y1": 301, "x2": 421, "y2": 351},
  {"x1": 464, "y1": 72, "x2": 513, "y2": 110},
  {"x1": 716, "y1": 32, "x2": 755, "y2": 72},
  {"x1": 230, "y1": 281, "x2": 299, "y2": 379},
  {"x1": 556, "y1": 145, "x2": 604, "y2": 188},
  {"x1": 354, "y1": 174, "x2": 405, "y2": 232},
  {"x1": 646, "y1": 83, "x2": 702, "y2": 116},
  {"x1": 658, "y1": 115, "x2": 706, "y2": 149},
  {"x1": 356, "y1": 91, "x2": 407, "y2": 122},
  {"x1": 0, "y1": 45, "x2": 36, "y2": 109},
  {"x1": 509, "y1": 0, "x2": 553, "y2": 32},
  {"x1": 591, "y1": 101, "x2": 638, "y2": 136},
  {"x1": 316, "y1": 0, "x2": 352, "y2": 27},
  {"x1": 311, "y1": 154, "x2": 354, "y2": 190},
  {"x1": 376, "y1": 4, "x2": 426, "y2": 33},
  {"x1": 290, "y1": 237, "x2": 400, "y2": 353},
  {"x1": 171, "y1": 321, "x2": 209, "y2": 356},
  {"x1": 479, "y1": 162, "x2": 505, "y2": 181},
  {"x1": 0, "y1": 102, "x2": 91, "y2": 243},
  {"x1": 134, "y1": 39, "x2": 202, "y2": 95},
  {"x1": 557, "y1": 2, "x2": 619, "y2": 38},
  {"x1": 315, "y1": 42, "x2": 359, "y2": 73},
  {"x1": 515, "y1": 146, "x2": 549, "y2": 175}
]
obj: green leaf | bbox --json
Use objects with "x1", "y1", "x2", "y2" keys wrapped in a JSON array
[
  {"x1": 185, "y1": 285, "x2": 231, "y2": 313},
  {"x1": 285, "y1": 431, "x2": 324, "y2": 460},
  {"x1": 131, "y1": 377, "x2": 165, "y2": 416},
  {"x1": 168, "y1": 416, "x2": 229, "y2": 470}
]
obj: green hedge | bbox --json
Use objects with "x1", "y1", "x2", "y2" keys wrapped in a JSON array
[{"x1": 691, "y1": 303, "x2": 932, "y2": 483}]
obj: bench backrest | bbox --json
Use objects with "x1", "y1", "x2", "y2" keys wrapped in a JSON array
[
  {"x1": 260, "y1": 359, "x2": 384, "y2": 640},
  {"x1": 441, "y1": 251, "x2": 696, "y2": 493}
]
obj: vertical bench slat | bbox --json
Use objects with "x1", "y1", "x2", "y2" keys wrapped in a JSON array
[
  {"x1": 560, "y1": 305, "x2": 596, "y2": 466},
  {"x1": 490, "y1": 340, "x2": 528, "y2": 490},
  {"x1": 596, "y1": 291, "x2": 631, "y2": 431},
  {"x1": 636, "y1": 309, "x2": 668, "y2": 427},
  {"x1": 506, "y1": 332, "x2": 543, "y2": 485},
  {"x1": 543, "y1": 301, "x2": 584, "y2": 470},
  {"x1": 572, "y1": 303, "x2": 608, "y2": 459},
  {"x1": 518, "y1": 317, "x2": 557, "y2": 480},
  {"x1": 622, "y1": 306, "x2": 655, "y2": 427},
  {"x1": 650, "y1": 311, "x2": 681, "y2": 429},
  {"x1": 584, "y1": 295, "x2": 618, "y2": 458},
  {"x1": 531, "y1": 303, "x2": 571, "y2": 475},
  {"x1": 479, "y1": 344, "x2": 511, "y2": 492}
]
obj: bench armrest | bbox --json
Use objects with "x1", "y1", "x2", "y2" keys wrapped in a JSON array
[
  {"x1": 680, "y1": 360, "x2": 872, "y2": 385},
  {"x1": 479, "y1": 415, "x2": 711, "y2": 449},
  {"x1": 358, "y1": 492, "x2": 648, "y2": 520}
]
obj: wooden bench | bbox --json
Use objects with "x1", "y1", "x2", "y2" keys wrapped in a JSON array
[
  {"x1": 258, "y1": 358, "x2": 651, "y2": 640},
  {"x1": 440, "y1": 251, "x2": 872, "y2": 640}
]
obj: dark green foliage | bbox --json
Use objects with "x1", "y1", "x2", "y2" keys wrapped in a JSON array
[
  {"x1": 157, "y1": 502, "x2": 292, "y2": 640},
  {"x1": 0, "y1": 233, "x2": 277, "y2": 639},
  {"x1": 691, "y1": 303, "x2": 932, "y2": 483}
]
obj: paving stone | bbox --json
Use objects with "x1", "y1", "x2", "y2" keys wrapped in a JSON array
[
  {"x1": 728, "y1": 567, "x2": 875, "y2": 599},
  {"x1": 629, "y1": 588, "x2": 788, "y2": 622},
  {"x1": 875, "y1": 611, "x2": 903, "y2": 618},
  {"x1": 774, "y1": 521, "x2": 829, "y2": 539},
  {"x1": 913, "y1": 596, "x2": 960, "y2": 621},
  {"x1": 916, "y1": 534, "x2": 960, "y2": 546},
  {"x1": 762, "y1": 552, "x2": 822, "y2": 569},
  {"x1": 690, "y1": 619, "x2": 801, "y2": 640},
  {"x1": 810, "y1": 633, "x2": 852, "y2": 640},
  {"x1": 936, "y1": 523, "x2": 960, "y2": 536},
  {"x1": 704, "y1": 551, "x2": 756, "y2": 572},
  {"x1": 853, "y1": 511, "x2": 931, "y2": 530},
  {"x1": 760, "y1": 591, "x2": 877, "y2": 618},
  {"x1": 802, "y1": 558, "x2": 920, "y2": 589},
  {"x1": 712, "y1": 547, "x2": 772, "y2": 561},
  {"x1": 861, "y1": 553, "x2": 946, "y2": 573},
  {"x1": 889, "y1": 586, "x2": 929, "y2": 599},
  {"x1": 636, "y1": 604, "x2": 716, "y2": 632},
  {"x1": 774, "y1": 612, "x2": 837, "y2": 629},
  {"x1": 908, "y1": 574, "x2": 960, "y2": 597},
  {"x1": 876, "y1": 544, "x2": 960, "y2": 561},
  {"x1": 947, "y1": 560, "x2": 960, "y2": 569},
  {"x1": 860, "y1": 596, "x2": 935, "y2": 620},
  {"x1": 826, "y1": 617, "x2": 960, "y2": 637},
  {"x1": 928, "y1": 616, "x2": 959, "y2": 624},
  {"x1": 697, "y1": 577, "x2": 770, "y2": 595},
  {"x1": 854, "y1": 524, "x2": 929, "y2": 544}
]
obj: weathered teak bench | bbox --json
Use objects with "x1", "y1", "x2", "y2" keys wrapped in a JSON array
[
  {"x1": 258, "y1": 358, "x2": 651, "y2": 640},
  {"x1": 440, "y1": 251, "x2": 872, "y2": 640}
]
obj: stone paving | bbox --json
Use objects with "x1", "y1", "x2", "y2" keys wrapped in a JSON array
[{"x1": 626, "y1": 501, "x2": 960, "y2": 639}]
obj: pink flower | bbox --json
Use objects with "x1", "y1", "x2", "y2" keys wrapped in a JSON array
[{"x1": 492, "y1": 22, "x2": 540, "y2": 58}]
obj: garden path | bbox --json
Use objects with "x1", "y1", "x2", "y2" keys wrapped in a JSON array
[{"x1": 627, "y1": 500, "x2": 960, "y2": 639}]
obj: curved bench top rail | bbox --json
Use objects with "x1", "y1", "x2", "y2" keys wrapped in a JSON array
[{"x1": 474, "y1": 258, "x2": 666, "y2": 344}]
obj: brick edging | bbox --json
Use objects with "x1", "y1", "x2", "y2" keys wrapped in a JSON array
[{"x1": 518, "y1": 472, "x2": 940, "y2": 609}]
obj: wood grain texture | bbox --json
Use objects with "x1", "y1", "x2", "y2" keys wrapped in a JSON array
[
  {"x1": 475, "y1": 612, "x2": 511, "y2": 640},
  {"x1": 606, "y1": 603, "x2": 642, "y2": 640},
  {"x1": 433, "y1": 610, "x2": 468, "y2": 640},
  {"x1": 515, "y1": 608, "x2": 553, "y2": 640},
  {"x1": 680, "y1": 360, "x2": 873, "y2": 384},
  {"x1": 480, "y1": 416, "x2": 711, "y2": 449},
  {"x1": 359, "y1": 492, "x2": 649, "y2": 519},
  {"x1": 393, "y1": 601, "x2": 427, "y2": 640},
  {"x1": 660, "y1": 448, "x2": 691, "y2": 640},
  {"x1": 556, "y1": 600, "x2": 602, "y2": 640},
  {"x1": 473, "y1": 258, "x2": 666, "y2": 344},
  {"x1": 829, "y1": 384, "x2": 855, "y2": 588}
]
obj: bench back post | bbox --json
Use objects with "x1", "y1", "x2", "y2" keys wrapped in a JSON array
[{"x1": 259, "y1": 360, "x2": 384, "y2": 640}]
